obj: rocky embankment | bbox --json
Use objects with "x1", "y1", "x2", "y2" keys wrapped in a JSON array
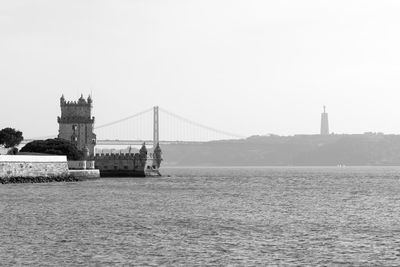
[{"x1": 0, "y1": 176, "x2": 85, "y2": 184}]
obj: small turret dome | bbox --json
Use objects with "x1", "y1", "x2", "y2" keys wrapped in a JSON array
[
  {"x1": 140, "y1": 142, "x2": 147, "y2": 154},
  {"x1": 83, "y1": 146, "x2": 90, "y2": 159},
  {"x1": 154, "y1": 143, "x2": 161, "y2": 153},
  {"x1": 78, "y1": 94, "x2": 86, "y2": 104},
  {"x1": 60, "y1": 94, "x2": 65, "y2": 104}
]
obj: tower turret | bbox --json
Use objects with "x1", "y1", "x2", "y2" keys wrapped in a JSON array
[
  {"x1": 153, "y1": 143, "x2": 162, "y2": 168},
  {"x1": 139, "y1": 142, "x2": 148, "y2": 167},
  {"x1": 140, "y1": 142, "x2": 147, "y2": 156}
]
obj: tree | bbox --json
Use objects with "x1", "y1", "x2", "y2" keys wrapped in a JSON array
[
  {"x1": 7, "y1": 147, "x2": 19, "y2": 155},
  {"x1": 0, "y1": 128, "x2": 23, "y2": 149},
  {"x1": 20, "y1": 138, "x2": 84, "y2": 160}
]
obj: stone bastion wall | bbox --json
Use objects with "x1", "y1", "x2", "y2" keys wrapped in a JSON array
[{"x1": 0, "y1": 155, "x2": 69, "y2": 178}]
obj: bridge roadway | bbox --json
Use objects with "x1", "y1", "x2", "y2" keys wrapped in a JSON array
[
  {"x1": 21, "y1": 139, "x2": 204, "y2": 146},
  {"x1": 96, "y1": 140, "x2": 204, "y2": 145}
]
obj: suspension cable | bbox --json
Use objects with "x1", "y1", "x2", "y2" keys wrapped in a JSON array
[
  {"x1": 95, "y1": 107, "x2": 153, "y2": 130},
  {"x1": 159, "y1": 107, "x2": 245, "y2": 139}
]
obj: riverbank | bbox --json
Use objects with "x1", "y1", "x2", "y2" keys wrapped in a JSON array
[
  {"x1": 0, "y1": 175, "x2": 85, "y2": 184},
  {"x1": 0, "y1": 155, "x2": 100, "y2": 183}
]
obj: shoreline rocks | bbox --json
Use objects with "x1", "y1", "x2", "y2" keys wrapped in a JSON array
[{"x1": 0, "y1": 175, "x2": 85, "y2": 184}]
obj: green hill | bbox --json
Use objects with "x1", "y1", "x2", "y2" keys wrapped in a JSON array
[{"x1": 161, "y1": 133, "x2": 400, "y2": 166}]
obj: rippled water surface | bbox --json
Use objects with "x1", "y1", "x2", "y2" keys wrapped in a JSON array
[{"x1": 2, "y1": 167, "x2": 400, "y2": 266}]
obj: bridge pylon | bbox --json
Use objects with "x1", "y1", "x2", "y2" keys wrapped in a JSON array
[{"x1": 153, "y1": 106, "x2": 159, "y2": 149}]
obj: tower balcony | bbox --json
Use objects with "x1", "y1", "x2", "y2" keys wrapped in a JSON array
[{"x1": 58, "y1": 116, "x2": 95, "y2": 124}]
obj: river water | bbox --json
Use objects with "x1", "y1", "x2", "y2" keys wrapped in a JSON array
[{"x1": 1, "y1": 167, "x2": 400, "y2": 266}]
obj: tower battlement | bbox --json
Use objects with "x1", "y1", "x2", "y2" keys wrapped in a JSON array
[
  {"x1": 60, "y1": 94, "x2": 92, "y2": 106},
  {"x1": 58, "y1": 94, "x2": 94, "y2": 123}
]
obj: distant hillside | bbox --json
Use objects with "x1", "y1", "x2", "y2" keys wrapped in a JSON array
[{"x1": 161, "y1": 134, "x2": 400, "y2": 166}]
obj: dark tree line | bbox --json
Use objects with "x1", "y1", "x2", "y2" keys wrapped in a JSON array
[
  {"x1": 20, "y1": 138, "x2": 84, "y2": 160},
  {"x1": 0, "y1": 127, "x2": 83, "y2": 159}
]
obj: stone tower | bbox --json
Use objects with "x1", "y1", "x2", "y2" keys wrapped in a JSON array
[
  {"x1": 320, "y1": 106, "x2": 329, "y2": 135},
  {"x1": 57, "y1": 94, "x2": 96, "y2": 155}
]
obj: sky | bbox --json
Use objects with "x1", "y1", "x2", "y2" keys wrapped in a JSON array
[{"x1": 1, "y1": 0, "x2": 400, "y2": 139}]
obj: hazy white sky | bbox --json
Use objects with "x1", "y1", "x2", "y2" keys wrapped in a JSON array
[{"x1": 2, "y1": 0, "x2": 400, "y2": 138}]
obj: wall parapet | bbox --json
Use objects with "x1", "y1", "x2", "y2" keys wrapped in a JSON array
[
  {"x1": 0, "y1": 155, "x2": 67, "y2": 162},
  {"x1": 68, "y1": 161, "x2": 86, "y2": 170},
  {"x1": 94, "y1": 153, "x2": 140, "y2": 160},
  {"x1": 68, "y1": 160, "x2": 95, "y2": 170},
  {"x1": 0, "y1": 155, "x2": 69, "y2": 179}
]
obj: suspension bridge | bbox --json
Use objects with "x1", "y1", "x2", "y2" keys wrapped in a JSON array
[{"x1": 24, "y1": 106, "x2": 245, "y2": 147}]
